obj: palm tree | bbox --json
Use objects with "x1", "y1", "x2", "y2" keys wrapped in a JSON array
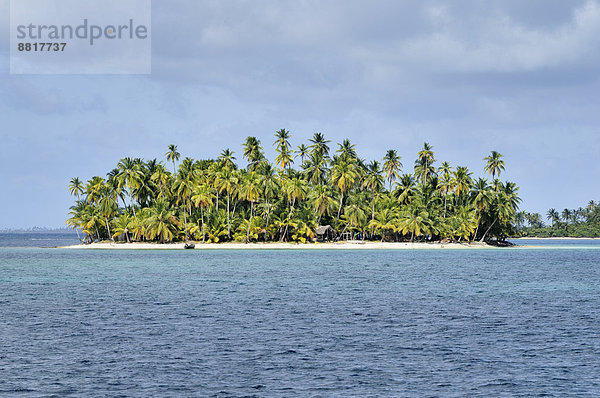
[
  {"x1": 395, "y1": 174, "x2": 416, "y2": 205},
  {"x1": 215, "y1": 167, "x2": 239, "y2": 238},
  {"x1": 166, "y1": 144, "x2": 180, "y2": 173},
  {"x1": 98, "y1": 183, "x2": 118, "y2": 241},
  {"x1": 480, "y1": 181, "x2": 521, "y2": 242},
  {"x1": 150, "y1": 163, "x2": 172, "y2": 200},
  {"x1": 296, "y1": 144, "x2": 309, "y2": 164},
  {"x1": 309, "y1": 184, "x2": 336, "y2": 222},
  {"x1": 146, "y1": 200, "x2": 179, "y2": 243},
  {"x1": 526, "y1": 212, "x2": 542, "y2": 228},
  {"x1": 84, "y1": 176, "x2": 105, "y2": 205},
  {"x1": 283, "y1": 176, "x2": 307, "y2": 211},
  {"x1": 383, "y1": 150, "x2": 402, "y2": 191},
  {"x1": 257, "y1": 162, "x2": 279, "y2": 240},
  {"x1": 281, "y1": 176, "x2": 307, "y2": 241},
  {"x1": 438, "y1": 162, "x2": 452, "y2": 180},
  {"x1": 586, "y1": 200, "x2": 596, "y2": 219},
  {"x1": 341, "y1": 203, "x2": 366, "y2": 238},
  {"x1": 362, "y1": 161, "x2": 384, "y2": 220},
  {"x1": 368, "y1": 208, "x2": 398, "y2": 242},
  {"x1": 304, "y1": 152, "x2": 327, "y2": 186},
  {"x1": 331, "y1": 159, "x2": 358, "y2": 221},
  {"x1": 275, "y1": 145, "x2": 294, "y2": 170},
  {"x1": 243, "y1": 136, "x2": 264, "y2": 170},
  {"x1": 309, "y1": 132, "x2": 330, "y2": 158},
  {"x1": 484, "y1": 151, "x2": 505, "y2": 180},
  {"x1": 452, "y1": 166, "x2": 473, "y2": 198},
  {"x1": 336, "y1": 139, "x2": 357, "y2": 160},
  {"x1": 575, "y1": 207, "x2": 585, "y2": 224},
  {"x1": 471, "y1": 178, "x2": 492, "y2": 237},
  {"x1": 68, "y1": 177, "x2": 85, "y2": 240},
  {"x1": 502, "y1": 182, "x2": 521, "y2": 212},
  {"x1": 116, "y1": 157, "x2": 143, "y2": 217},
  {"x1": 174, "y1": 158, "x2": 197, "y2": 238},
  {"x1": 416, "y1": 142, "x2": 435, "y2": 184},
  {"x1": 70, "y1": 202, "x2": 102, "y2": 242},
  {"x1": 514, "y1": 211, "x2": 526, "y2": 230},
  {"x1": 452, "y1": 206, "x2": 478, "y2": 242},
  {"x1": 191, "y1": 184, "x2": 214, "y2": 243},
  {"x1": 274, "y1": 128, "x2": 291, "y2": 149},
  {"x1": 562, "y1": 208, "x2": 572, "y2": 224},
  {"x1": 218, "y1": 149, "x2": 236, "y2": 169},
  {"x1": 546, "y1": 208, "x2": 559, "y2": 227},
  {"x1": 240, "y1": 172, "x2": 261, "y2": 242},
  {"x1": 112, "y1": 214, "x2": 133, "y2": 242},
  {"x1": 66, "y1": 201, "x2": 88, "y2": 242},
  {"x1": 69, "y1": 177, "x2": 84, "y2": 200},
  {"x1": 398, "y1": 201, "x2": 431, "y2": 242},
  {"x1": 438, "y1": 162, "x2": 453, "y2": 217}
]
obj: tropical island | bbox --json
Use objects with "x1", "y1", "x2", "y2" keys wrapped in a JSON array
[
  {"x1": 66, "y1": 130, "x2": 522, "y2": 246},
  {"x1": 515, "y1": 203, "x2": 600, "y2": 238}
]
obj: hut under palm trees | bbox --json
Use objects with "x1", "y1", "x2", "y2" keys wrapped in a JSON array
[{"x1": 315, "y1": 225, "x2": 335, "y2": 242}]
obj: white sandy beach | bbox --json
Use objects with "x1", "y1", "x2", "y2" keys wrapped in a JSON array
[{"x1": 59, "y1": 241, "x2": 496, "y2": 250}]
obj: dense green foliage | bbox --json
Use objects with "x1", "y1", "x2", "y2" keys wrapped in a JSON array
[
  {"x1": 516, "y1": 202, "x2": 600, "y2": 237},
  {"x1": 66, "y1": 131, "x2": 521, "y2": 244}
]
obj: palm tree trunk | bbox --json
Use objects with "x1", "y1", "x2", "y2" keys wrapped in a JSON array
[
  {"x1": 443, "y1": 194, "x2": 447, "y2": 218},
  {"x1": 105, "y1": 217, "x2": 113, "y2": 241},
  {"x1": 201, "y1": 206, "x2": 205, "y2": 243},
  {"x1": 227, "y1": 193, "x2": 231, "y2": 238},
  {"x1": 130, "y1": 194, "x2": 137, "y2": 218},
  {"x1": 246, "y1": 201, "x2": 253, "y2": 243},
  {"x1": 337, "y1": 192, "x2": 344, "y2": 221},
  {"x1": 480, "y1": 218, "x2": 497, "y2": 242},
  {"x1": 371, "y1": 196, "x2": 375, "y2": 221},
  {"x1": 473, "y1": 212, "x2": 480, "y2": 240},
  {"x1": 265, "y1": 201, "x2": 271, "y2": 242},
  {"x1": 183, "y1": 207, "x2": 188, "y2": 239},
  {"x1": 282, "y1": 200, "x2": 295, "y2": 242}
]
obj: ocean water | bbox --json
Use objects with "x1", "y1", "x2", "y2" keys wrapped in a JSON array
[
  {"x1": 1, "y1": 236, "x2": 600, "y2": 396},
  {"x1": 0, "y1": 232, "x2": 80, "y2": 248}
]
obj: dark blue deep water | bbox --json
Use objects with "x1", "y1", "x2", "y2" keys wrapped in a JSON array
[{"x1": 1, "y1": 239, "x2": 600, "y2": 396}]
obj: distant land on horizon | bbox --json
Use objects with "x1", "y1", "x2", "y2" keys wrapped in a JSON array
[{"x1": 0, "y1": 227, "x2": 76, "y2": 234}]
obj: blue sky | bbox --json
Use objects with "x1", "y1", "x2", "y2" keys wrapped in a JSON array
[{"x1": 1, "y1": 0, "x2": 600, "y2": 228}]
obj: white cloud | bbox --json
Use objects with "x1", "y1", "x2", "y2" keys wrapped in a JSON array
[
  {"x1": 2, "y1": 0, "x2": 600, "y2": 226},
  {"x1": 393, "y1": 0, "x2": 600, "y2": 73}
]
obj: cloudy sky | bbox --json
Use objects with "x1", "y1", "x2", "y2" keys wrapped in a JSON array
[{"x1": 1, "y1": 0, "x2": 600, "y2": 228}]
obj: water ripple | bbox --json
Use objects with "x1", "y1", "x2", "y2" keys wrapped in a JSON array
[{"x1": 1, "y1": 248, "x2": 600, "y2": 396}]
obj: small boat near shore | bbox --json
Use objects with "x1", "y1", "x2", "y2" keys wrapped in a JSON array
[{"x1": 184, "y1": 243, "x2": 195, "y2": 249}]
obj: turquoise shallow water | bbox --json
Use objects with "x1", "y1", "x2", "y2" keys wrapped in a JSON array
[{"x1": 1, "y1": 239, "x2": 600, "y2": 396}]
